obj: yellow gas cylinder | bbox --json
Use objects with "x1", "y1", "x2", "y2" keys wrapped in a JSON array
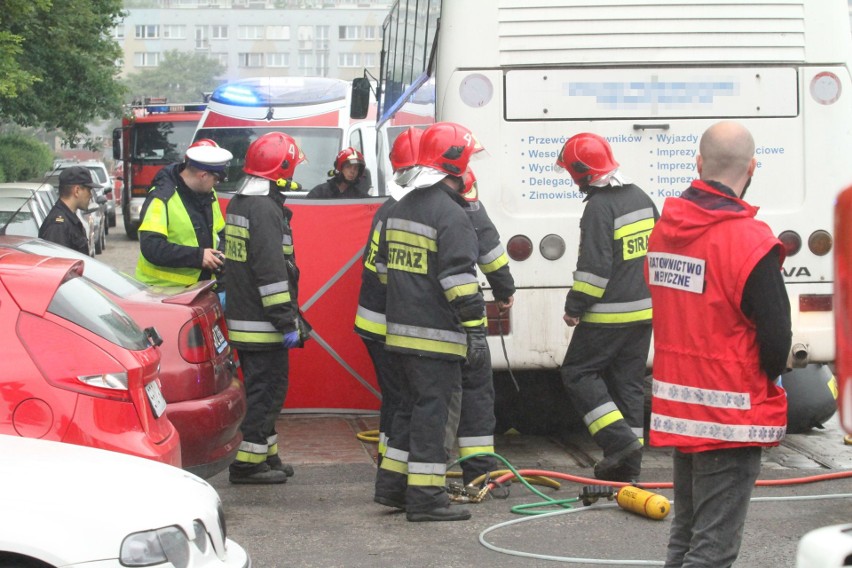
[{"x1": 615, "y1": 486, "x2": 671, "y2": 520}]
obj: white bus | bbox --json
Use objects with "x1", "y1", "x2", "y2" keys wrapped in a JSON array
[{"x1": 360, "y1": 0, "x2": 852, "y2": 379}]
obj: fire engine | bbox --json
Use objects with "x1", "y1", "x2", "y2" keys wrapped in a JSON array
[{"x1": 112, "y1": 100, "x2": 205, "y2": 239}]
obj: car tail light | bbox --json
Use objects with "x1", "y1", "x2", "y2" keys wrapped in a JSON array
[
  {"x1": 778, "y1": 231, "x2": 802, "y2": 257},
  {"x1": 507, "y1": 235, "x2": 533, "y2": 261},
  {"x1": 18, "y1": 313, "x2": 132, "y2": 402},
  {"x1": 808, "y1": 230, "x2": 833, "y2": 256},
  {"x1": 485, "y1": 301, "x2": 510, "y2": 336},
  {"x1": 800, "y1": 294, "x2": 833, "y2": 312},
  {"x1": 179, "y1": 319, "x2": 209, "y2": 364}
]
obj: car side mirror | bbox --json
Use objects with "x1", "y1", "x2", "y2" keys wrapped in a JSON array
[
  {"x1": 350, "y1": 77, "x2": 371, "y2": 120},
  {"x1": 112, "y1": 128, "x2": 122, "y2": 161}
]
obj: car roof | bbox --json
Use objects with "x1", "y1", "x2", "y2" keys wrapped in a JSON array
[
  {"x1": 0, "y1": 251, "x2": 83, "y2": 315},
  {"x1": 0, "y1": 182, "x2": 56, "y2": 194}
]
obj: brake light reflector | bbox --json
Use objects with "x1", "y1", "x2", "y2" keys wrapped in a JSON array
[
  {"x1": 507, "y1": 235, "x2": 533, "y2": 261},
  {"x1": 778, "y1": 231, "x2": 802, "y2": 256},
  {"x1": 485, "y1": 301, "x2": 510, "y2": 336},
  {"x1": 800, "y1": 294, "x2": 833, "y2": 312},
  {"x1": 179, "y1": 320, "x2": 209, "y2": 364}
]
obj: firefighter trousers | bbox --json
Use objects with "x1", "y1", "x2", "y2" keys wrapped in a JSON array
[
  {"x1": 560, "y1": 324, "x2": 651, "y2": 470},
  {"x1": 375, "y1": 354, "x2": 461, "y2": 513},
  {"x1": 362, "y1": 337, "x2": 403, "y2": 459},
  {"x1": 231, "y1": 347, "x2": 289, "y2": 474},
  {"x1": 445, "y1": 345, "x2": 498, "y2": 485}
]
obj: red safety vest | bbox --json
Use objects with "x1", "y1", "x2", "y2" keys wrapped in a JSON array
[{"x1": 646, "y1": 181, "x2": 787, "y2": 452}]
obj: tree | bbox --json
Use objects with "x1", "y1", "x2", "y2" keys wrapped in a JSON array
[
  {"x1": 0, "y1": 133, "x2": 54, "y2": 183},
  {"x1": 123, "y1": 50, "x2": 225, "y2": 104},
  {"x1": 0, "y1": 0, "x2": 125, "y2": 143}
]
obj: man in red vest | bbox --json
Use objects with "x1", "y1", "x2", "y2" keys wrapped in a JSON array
[{"x1": 646, "y1": 121, "x2": 792, "y2": 567}]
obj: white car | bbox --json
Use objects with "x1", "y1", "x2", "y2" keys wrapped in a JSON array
[{"x1": 0, "y1": 435, "x2": 251, "y2": 568}]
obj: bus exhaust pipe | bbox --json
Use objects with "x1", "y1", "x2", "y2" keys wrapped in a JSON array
[{"x1": 791, "y1": 343, "x2": 809, "y2": 368}]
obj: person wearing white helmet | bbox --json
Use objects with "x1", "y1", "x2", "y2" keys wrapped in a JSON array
[{"x1": 135, "y1": 139, "x2": 233, "y2": 287}]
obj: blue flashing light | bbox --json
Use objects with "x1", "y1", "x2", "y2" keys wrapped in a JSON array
[
  {"x1": 210, "y1": 77, "x2": 348, "y2": 107},
  {"x1": 144, "y1": 103, "x2": 207, "y2": 114}
]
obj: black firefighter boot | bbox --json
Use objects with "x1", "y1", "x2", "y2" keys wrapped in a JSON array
[{"x1": 229, "y1": 462, "x2": 287, "y2": 485}]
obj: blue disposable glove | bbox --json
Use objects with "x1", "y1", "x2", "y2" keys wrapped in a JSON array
[
  {"x1": 282, "y1": 330, "x2": 300, "y2": 349},
  {"x1": 217, "y1": 291, "x2": 226, "y2": 310}
]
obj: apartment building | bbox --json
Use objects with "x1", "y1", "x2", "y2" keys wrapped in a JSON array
[{"x1": 117, "y1": 0, "x2": 390, "y2": 81}]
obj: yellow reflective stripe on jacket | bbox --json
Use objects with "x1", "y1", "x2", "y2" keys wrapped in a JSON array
[
  {"x1": 261, "y1": 292, "x2": 292, "y2": 307},
  {"x1": 386, "y1": 334, "x2": 467, "y2": 357},
  {"x1": 479, "y1": 252, "x2": 509, "y2": 274},
  {"x1": 461, "y1": 318, "x2": 487, "y2": 328},
  {"x1": 441, "y1": 273, "x2": 480, "y2": 302},
  {"x1": 355, "y1": 306, "x2": 387, "y2": 337},
  {"x1": 226, "y1": 319, "x2": 284, "y2": 345},
  {"x1": 408, "y1": 461, "x2": 446, "y2": 487},
  {"x1": 572, "y1": 281, "x2": 605, "y2": 298},
  {"x1": 613, "y1": 208, "x2": 656, "y2": 240},
  {"x1": 386, "y1": 229, "x2": 437, "y2": 252},
  {"x1": 225, "y1": 224, "x2": 249, "y2": 239},
  {"x1": 581, "y1": 298, "x2": 653, "y2": 324}
]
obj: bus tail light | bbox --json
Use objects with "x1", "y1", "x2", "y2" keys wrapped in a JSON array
[
  {"x1": 800, "y1": 294, "x2": 833, "y2": 312},
  {"x1": 808, "y1": 230, "x2": 833, "y2": 256},
  {"x1": 778, "y1": 231, "x2": 802, "y2": 256},
  {"x1": 485, "y1": 301, "x2": 510, "y2": 336},
  {"x1": 507, "y1": 235, "x2": 533, "y2": 261},
  {"x1": 540, "y1": 234, "x2": 566, "y2": 260}
]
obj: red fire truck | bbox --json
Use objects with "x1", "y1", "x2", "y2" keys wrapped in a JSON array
[{"x1": 112, "y1": 100, "x2": 205, "y2": 239}]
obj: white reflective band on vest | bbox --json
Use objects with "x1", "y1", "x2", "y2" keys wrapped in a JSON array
[
  {"x1": 387, "y1": 217, "x2": 437, "y2": 239},
  {"x1": 356, "y1": 306, "x2": 386, "y2": 325},
  {"x1": 408, "y1": 462, "x2": 446, "y2": 475},
  {"x1": 653, "y1": 378, "x2": 751, "y2": 409},
  {"x1": 227, "y1": 213, "x2": 250, "y2": 228},
  {"x1": 651, "y1": 412, "x2": 786, "y2": 444},
  {"x1": 574, "y1": 270, "x2": 609, "y2": 288}
]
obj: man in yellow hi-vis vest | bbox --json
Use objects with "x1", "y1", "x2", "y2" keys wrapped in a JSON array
[{"x1": 135, "y1": 140, "x2": 232, "y2": 288}]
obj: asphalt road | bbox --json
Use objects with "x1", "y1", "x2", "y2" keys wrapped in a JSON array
[{"x1": 99, "y1": 214, "x2": 852, "y2": 568}]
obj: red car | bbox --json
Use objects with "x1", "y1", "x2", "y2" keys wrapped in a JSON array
[
  {"x1": 0, "y1": 250, "x2": 181, "y2": 464},
  {"x1": 0, "y1": 236, "x2": 246, "y2": 478}
]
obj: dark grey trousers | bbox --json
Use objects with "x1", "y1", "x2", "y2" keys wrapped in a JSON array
[{"x1": 665, "y1": 446, "x2": 763, "y2": 568}]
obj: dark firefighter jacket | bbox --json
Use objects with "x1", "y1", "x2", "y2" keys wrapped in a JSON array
[
  {"x1": 136, "y1": 163, "x2": 225, "y2": 287},
  {"x1": 354, "y1": 197, "x2": 396, "y2": 342},
  {"x1": 306, "y1": 169, "x2": 372, "y2": 199},
  {"x1": 223, "y1": 187, "x2": 300, "y2": 350},
  {"x1": 377, "y1": 182, "x2": 485, "y2": 360},
  {"x1": 566, "y1": 183, "x2": 658, "y2": 326},
  {"x1": 466, "y1": 200, "x2": 515, "y2": 302}
]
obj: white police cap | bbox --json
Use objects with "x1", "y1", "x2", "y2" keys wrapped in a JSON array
[{"x1": 185, "y1": 145, "x2": 233, "y2": 173}]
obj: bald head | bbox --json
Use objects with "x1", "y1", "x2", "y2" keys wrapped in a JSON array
[{"x1": 697, "y1": 121, "x2": 757, "y2": 197}]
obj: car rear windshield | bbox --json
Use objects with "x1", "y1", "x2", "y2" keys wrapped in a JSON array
[
  {"x1": 49, "y1": 277, "x2": 149, "y2": 350},
  {"x1": 17, "y1": 240, "x2": 147, "y2": 297}
]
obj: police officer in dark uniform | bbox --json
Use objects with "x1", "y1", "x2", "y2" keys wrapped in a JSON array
[{"x1": 39, "y1": 166, "x2": 95, "y2": 255}]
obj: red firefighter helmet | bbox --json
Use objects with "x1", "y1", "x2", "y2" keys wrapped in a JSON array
[
  {"x1": 188, "y1": 138, "x2": 219, "y2": 150},
  {"x1": 389, "y1": 127, "x2": 424, "y2": 173},
  {"x1": 417, "y1": 122, "x2": 484, "y2": 177},
  {"x1": 460, "y1": 168, "x2": 479, "y2": 202},
  {"x1": 333, "y1": 147, "x2": 366, "y2": 176},
  {"x1": 555, "y1": 133, "x2": 619, "y2": 187},
  {"x1": 243, "y1": 132, "x2": 305, "y2": 182}
]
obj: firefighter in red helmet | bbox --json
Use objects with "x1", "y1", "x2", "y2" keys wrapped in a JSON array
[
  {"x1": 307, "y1": 146, "x2": 373, "y2": 198},
  {"x1": 224, "y1": 131, "x2": 309, "y2": 484},
  {"x1": 355, "y1": 127, "x2": 423, "y2": 469},
  {"x1": 374, "y1": 122, "x2": 485, "y2": 522},
  {"x1": 555, "y1": 132, "x2": 658, "y2": 482}
]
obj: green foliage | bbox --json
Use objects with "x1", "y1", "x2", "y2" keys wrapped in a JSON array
[
  {"x1": 0, "y1": 134, "x2": 55, "y2": 183},
  {"x1": 123, "y1": 50, "x2": 225, "y2": 104},
  {"x1": 0, "y1": 0, "x2": 126, "y2": 142}
]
